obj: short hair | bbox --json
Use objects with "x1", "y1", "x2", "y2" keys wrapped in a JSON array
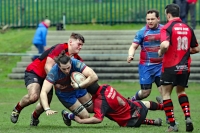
[
  {"x1": 54, "y1": 51, "x2": 71, "y2": 66},
  {"x1": 146, "y1": 9, "x2": 159, "y2": 18},
  {"x1": 165, "y1": 4, "x2": 180, "y2": 17},
  {"x1": 70, "y1": 33, "x2": 85, "y2": 43},
  {"x1": 44, "y1": 19, "x2": 51, "y2": 24}
]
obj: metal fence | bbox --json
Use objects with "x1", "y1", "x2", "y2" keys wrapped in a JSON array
[{"x1": 1, "y1": 0, "x2": 200, "y2": 27}]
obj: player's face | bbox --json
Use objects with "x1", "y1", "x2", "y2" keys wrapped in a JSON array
[
  {"x1": 69, "y1": 39, "x2": 83, "y2": 54},
  {"x1": 59, "y1": 61, "x2": 72, "y2": 75},
  {"x1": 146, "y1": 13, "x2": 159, "y2": 29}
]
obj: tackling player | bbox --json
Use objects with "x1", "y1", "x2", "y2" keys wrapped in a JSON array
[{"x1": 10, "y1": 33, "x2": 86, "y2": 126}]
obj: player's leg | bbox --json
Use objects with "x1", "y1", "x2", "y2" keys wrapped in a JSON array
[
  {"x1": 30, "y1": 88, "x2": 53, "y2": 126},
  {"x1": 78, "y1": 92, "x2": 93, "y2": 113},
  {"x1": 131, "y1": 65, "x2": 153, "y2": 101},
  {"x1": 132, "y1": 101, "x2": 162, "y2": 127},
  {"x1": 176, "y1": 73, "x2": 193, "y2": 132},
  {"x1": 141, "y1": 101, "x2": 163, "y2": 110},
  {"x1": 57, "y1": 90, "x2": 90, "y2": 126},
  {"x1": 160, "y1": 72, "x2": 178, "y2": 132},
  {"x1": 11, "y1": 71, "x2": 41, "y2": 124}
]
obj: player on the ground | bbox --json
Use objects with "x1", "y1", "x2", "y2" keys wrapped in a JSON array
[
  {"x1": 127, "y1": 9, "x2": 163, "y2": 101},
  {"x1": 48, "y1": 81, "x2": 163, "y2": 127},
  {"x1": 40, "y1": 52, "x2": 98, "y2": 126},
  {"x1": 158, "y1": 3, "x2": 199, "y2": 132},
  {"x1": 40, "y1": 55, "x2": 163, "y2": 127},
  {"x1": 10, "y1": 33, "x2": 85, "y2": 126}
]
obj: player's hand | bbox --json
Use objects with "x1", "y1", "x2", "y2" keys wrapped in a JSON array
[
  {"x1": 127, "y1": 55, "x2": 134, "y2": 63},
  {"x1": 45, "y1": 109, "x2": 58, "y2": 116},
  {"x1": 158, "y1": 49, "x2": 162, "y2": 57},
  {"x1": 71, "y1": 81, "x2": 79, "y2": 89}
]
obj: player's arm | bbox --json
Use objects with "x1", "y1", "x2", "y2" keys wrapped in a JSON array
[
  {"x1": 74, "y1": 116, "x2": 102, "y2": 124},
  {"x1": 158, "y1": 40, "x2": 170, "y2": 56},
  {"x1": 40, "y1": 80, "x2": 58, "y2": 115},
  {"x1": 190, "y1": 30, "x2": 200, "y2": 54},
  {"x1": 79, "y1": 66, "x2": 98, "y2": 89},
  {"x1": 45, "y1": 57, "x2": 56, "y2": 74},
  {"x1": 127, "y1": 42, "x2": 139, "y2": 63}
]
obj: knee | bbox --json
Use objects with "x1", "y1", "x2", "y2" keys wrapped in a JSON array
[
  {"x1": 28, "y1": 93, "x2": 39, "y2": 103},
  {"x1": 141, "y1": 90, "x2": 151, "y2": 98}
]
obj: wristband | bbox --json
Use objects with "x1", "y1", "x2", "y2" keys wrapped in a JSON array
[{"x1": 45, "y1": 108, "x2": 50, "y2": 112}]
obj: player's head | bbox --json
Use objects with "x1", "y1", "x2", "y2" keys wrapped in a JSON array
[
  {"x1": 68, "y1": 33, "x2": 85, "y2": 55},
  {"x1": 165, "y1": 4, "x2": 180, "y2": 21},
  {"x1": 55, "y1": 51, "x2": 71, "y2": 74},
  {"x1": 43, "y1": 19, "x2": 51, "y2": 27},
  {"x1": 146, "y1": 9, "x2": 160, "y2": 29}
]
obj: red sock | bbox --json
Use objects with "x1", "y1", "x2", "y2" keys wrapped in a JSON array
[
  {"x1": 15, "y1": 102, "x2": 23, "y2": 112},
  {"x1": 178, "y1": 94, "x2": 191, "y2": 119},
  {"x1": 142, "y1": 119, "x2": 155, "y2": 125},
  {"x1": 149, "y1": 101, "x2": 163, "y2": 110},
  {"x1": 163, "y1": 99, "x2": 175, "y2": 126},
  {"x1": 32, "y1": 111, "x2": 39, "y2": 119}
]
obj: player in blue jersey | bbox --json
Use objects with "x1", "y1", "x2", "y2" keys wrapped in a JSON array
[
  {"x1": 40, "y1": 51, "x2": 98, "y2": 126},
  {"x1": 127, "y1": 9, "x2": 163, "y2": 101}
]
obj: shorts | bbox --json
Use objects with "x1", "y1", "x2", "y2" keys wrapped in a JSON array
[
  {"x1": 160, "y1": 72, "x2": 190, "y2": 87},
  {"x1": 139, "y1": 64, "x2": 162, "y2": 85},
  {"x1": 127, "y1": 100, "x2": 148, "y2": 127},
  {"x1": 56, "y1": 89, "x2": 87, "y2": 108},
  {"x1": 24, "y1": 70, "x2": 53, "y2": 95}
]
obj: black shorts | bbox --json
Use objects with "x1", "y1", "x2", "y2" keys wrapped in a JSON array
[
  {"x1": 24, "y1": 71, "x2": 53, "y2": 95},
  {"x1": 160, "y1": 72, "x2": 190, "y2": 87},
  {"x1": 126, "y1": 101, "x2": 148, "y2": 127}
]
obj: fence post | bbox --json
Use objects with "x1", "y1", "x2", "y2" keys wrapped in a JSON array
[
  {"x1": 110, "y1": 0, "x2": 112, "y2": 25},
  {"x1": 63, "y1": 13, "x2": 66, "y2": 30}
]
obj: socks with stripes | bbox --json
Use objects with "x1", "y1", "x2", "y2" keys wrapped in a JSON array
[
  {"x1": 149, "y1": 101, "x2": 163, "y2": 110},
  {"x1": 163, "y1": 99, "x2": 175, "y2": 126},
  {"x1": 178, "y1": 94, "x2": 191, "y2": 120}
]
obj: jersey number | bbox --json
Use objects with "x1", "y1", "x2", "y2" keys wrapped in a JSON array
[{"x1": 177, "y1": 36, "x2": 188, "y2": 50}]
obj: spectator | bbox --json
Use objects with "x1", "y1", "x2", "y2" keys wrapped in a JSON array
[
  {"x1": 186, "y1": 0, "x2": 198, "y2": 29},
  {"x1": 173, "y1": 0, "x2": 187, "y2": 23},
  {"x1": 32, "y1": 19, "x2": 51, "y2": 61},
  {"x1": 158, "y1": 3, "x2": 199, "y2": 132}
]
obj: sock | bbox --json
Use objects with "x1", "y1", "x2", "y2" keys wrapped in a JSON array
[
  {"x1": 178, "y1": 94, "x2": 191, "y2": 120},
  {"x1": 163, "y1": 99, "x2": 175, "y2": 126},
  {"x1": 149, "y1": 101, "x2": 163, "y2": 110},
  {"x1": 142, "y1": 119, "x2": 155, "y2": 125},
  {"x1": 135, "y1": 90, "x2": 142, "y2": 100},
  {"x1": 32, "y1": 111, "x2": 40, "y2": 119},
  {"x1": 65, "y1": 112, "x2": 75, "y2": 120},
  {"x1": 15, "y1": 102, "x2": 23, "y2": 113}
]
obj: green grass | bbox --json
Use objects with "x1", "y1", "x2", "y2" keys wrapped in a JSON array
[
  {"x1": 1, "y1": 82, "x2": 200, "y2": 133},
  {"x1": 1, "y1": 26, "x2": 200, "y2": 133}
]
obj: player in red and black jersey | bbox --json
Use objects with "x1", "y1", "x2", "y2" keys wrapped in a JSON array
[
  {"x1": 158, "y1": 4, "x2": 199, "y2": 132},
  {"x1": 10, "y1": 33, "x2": 86, "y2": 126},
  {"x1": 59, "y1": 82, "x2": 163, "y2": 127}
]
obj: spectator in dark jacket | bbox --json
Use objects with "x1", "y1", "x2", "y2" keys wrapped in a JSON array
[
  {"x1": 186, "y1": 0, "x2": 198, "y2": 29},
  {"x1": 32, "y1": 19, "x2": 51, "y2": 61},
  {"x1": 173, "y1": 0, "x2": 187, "y2": 23}
]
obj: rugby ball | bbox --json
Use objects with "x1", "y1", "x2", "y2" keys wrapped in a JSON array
[{"x1": 70, "y1": 72, "x2": 86, "y2": 84}]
